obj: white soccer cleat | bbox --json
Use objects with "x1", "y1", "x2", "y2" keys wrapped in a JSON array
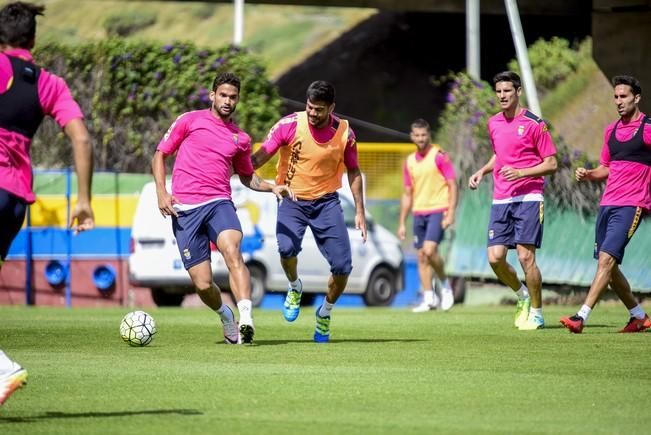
[
  {"x1": 412, "y1": 301, "x2": 437, "y2": 313},
  {"x1": 0, "y1": 362, "x2": 28, "y2": 406},
  {"x1": 222, "y1": 318, "x2": 240, "y2": 344},
  {"x1": 440, "y1": 288, "x2": 455, "y2": 311}
]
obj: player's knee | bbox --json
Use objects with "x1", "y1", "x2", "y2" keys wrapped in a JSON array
[
  {"x1": 487, "y1": 252, "x2": 506, "y2": 267},
  {"x1": 597, "y1": 252, "x2": 617, "y2": 271},
  {"x1": 194, "y1": 282, "x2": 214, "y2": 293},
  {"x1": 517, "y1": 250, "x2": 535, "y2": 268}
]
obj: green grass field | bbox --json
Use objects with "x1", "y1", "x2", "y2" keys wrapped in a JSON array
[{"x1": 1, "y1": 305, "x2": 649, "y2": 434}]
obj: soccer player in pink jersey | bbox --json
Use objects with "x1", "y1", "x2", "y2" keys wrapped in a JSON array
[
  {"x1": 251, "y1": 80, "x2": 367, "y2": 343},
  {"x1": 0, "y1": 2, "x2": 95, "y2": 406},
  {"x1": 152, "y1": 72, "x2": 293, "y2": 345},
  {"x1": 468, "y1": 71, "x2": 558, "y2": 330},
  {"x1": 561, "y1": 75, "x2": 651, "y2": 334},
  {"x1": 398, "y1": 119, "x2": 458, "y2": 312}
]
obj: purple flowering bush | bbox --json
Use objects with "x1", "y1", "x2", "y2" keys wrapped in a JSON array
[{"x1": 32, "y1": 39, "x2": 281, "y2": 172}]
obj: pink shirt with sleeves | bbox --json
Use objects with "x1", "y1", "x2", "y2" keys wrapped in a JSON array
[
  {"x1": 157, "y1": 109, "x2": 254, "y2": 205},
  {"x1": 487, "y1": 109, "x2": 557, "y2": 201},
  {"x1": 599, "y1": 113, "x2": 651, "y2": 210},
  {"x1": 403, "y1": 148, "x2": 456, "y2": 188},
  {"x1": 0, "y1": 49, "x2": 84, "y2": 203},
  {"x1": 261, "y1": 113, "x2": 359, "y2": 170}
]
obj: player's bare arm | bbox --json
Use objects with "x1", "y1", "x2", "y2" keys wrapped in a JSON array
[
  {"x1": 500, "y1": 155, "x2": 558, "y2": 181},
  {"x1": 251, "y1": 148, "x2": 274, "y2": 170},
  {"x1": 347, "y1": 167, "x2": 367, "y2": 243},
  {"x1": 441, "y1": 178, "x2": 458, "y2": 229},
  {"x1": 238, "y1": 172, "x2": 295, "y2": 200},
  {"x1": 151, "y1": 150, "x2": 178, "y2": 217},
  {"x1": 576, "y1": 165, "x2": 609, "y2": 182},
  {"x1": 468, "y1": 154, "x2": 496, "y2": 189},
  {"x1": 397, "y1": 185, "x2": 413, "y2": 241},
  {"x1": 65, "y1": 118, "x2": 95, "y2": 233}
]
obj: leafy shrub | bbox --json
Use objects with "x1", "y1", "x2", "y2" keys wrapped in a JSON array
[
  {"x1": 508, "y1": 37, "x2": 589, "y2": 97},
  {"x1": 104, "y1": 11, "x2": 158, "y2": 37},
  {"x1": 32, "y1": 39, "x2": 281, "y2": 172}
]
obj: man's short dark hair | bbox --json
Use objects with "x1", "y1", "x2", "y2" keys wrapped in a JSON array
[
  {"x1": 0, "y1": 2, "x2": 44, "y2": 48},
  {"x1": 612, "y1": 75, "x2": 642, "y2": 96},
  {"x1": 411, "y1": 118, "x2": 430, "y2": 133},
  {"x1": 493, "y1": 71, "x2": 521, "y2": 90},
  {"x1": 212, "y1": 72, "x2": 240, "y2": 92},
  {"x1": 306, "y1": 80, "x2": 335, "y2": 105}
]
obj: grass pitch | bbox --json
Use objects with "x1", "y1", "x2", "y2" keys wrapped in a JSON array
[{"x1": 0, "y1": 305, "x2": 649, "y2": 434}]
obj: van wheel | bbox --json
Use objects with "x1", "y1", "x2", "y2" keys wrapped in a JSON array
[
  {"x1": 364, "y1": 267, "x2": 397, "y2": 306},
  {"x1": 151, "y1": 287, "x2": 185, "y2": 307},
  {"x1": 248, "y1": 265, "x2": 266, "y2": 307}
]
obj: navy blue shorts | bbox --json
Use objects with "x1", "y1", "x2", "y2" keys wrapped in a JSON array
[
  {"x1": 413, "y1": 212, "x2": 445, "y2": 249},
  {"x1": 276, "y1": 192, "x2": 352, "y2": 276},
  {"x1": 0, "y1": 188, "x2": 27, "y2": 261},
  {"x1": 487, "y1": 201, "x2": 544, "y2": 249},
  {"x1": 172, "y1": 200, "x2": 242, "y2": 270},
  {"x1": 594, "y1": 206, "x2": 643, "y2": 264}
]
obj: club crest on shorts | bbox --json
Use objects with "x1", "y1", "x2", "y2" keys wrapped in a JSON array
[
  {"x1": 183, "y1": 248, "x2": 191, "y2": 260},
  {"x1": 517, "y1": 125, "x2": 525, "y2": 136},
  {"x1": 488, "y1": 229, "x2": 495, "y2": 240}
]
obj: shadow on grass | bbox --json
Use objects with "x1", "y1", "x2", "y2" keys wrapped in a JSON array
[
  {"x1": 252, "y1": 338, "x2": 428, "y2": 345},
  {"x1": 0, "y1": 409, "x2": 202, "y2": 424}
]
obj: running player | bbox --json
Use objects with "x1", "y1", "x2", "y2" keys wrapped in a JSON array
[
  {"x1": 251, "y1": 80, "x2": 366, "y2": 343},
  {"x1": 0, "y1": 2, "x2": 95, "y2": 405},
  {"x1": 561, "y1": 75, "x2": 651, "y2": 333},
  {"x1": 152, "y1": 72, "x2": 293, "y2": 345},
  {"x1": 398, "y1": 119, "x2": 458, "y2": 312},
  {"x1": 468, "y1": 71, "x2": 557, "y2": 330}
]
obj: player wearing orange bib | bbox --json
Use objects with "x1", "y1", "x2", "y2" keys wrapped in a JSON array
[{"x1": 252, "y1": 80, "x2": 366, "y2": 343}]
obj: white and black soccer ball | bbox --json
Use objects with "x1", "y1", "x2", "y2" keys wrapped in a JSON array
[{"x1": 120, "y1": 311, "x2": 157, "y2": 347}]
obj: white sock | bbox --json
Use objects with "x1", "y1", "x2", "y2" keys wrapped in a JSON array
[
  {"x1": 629, "y1": 304, "x2": 646, "y2": 320},
  {"x1": 237, "y1": 299, "x2": 253, "y2": 323},
  {"x1": 290, "y1": 279, "x2": 302, "y2": 292},
  {"x1": 441, "y1": 279, "x2": 452, "y2": 292},
  {"x1": 529, "y1": 307, "x2": 543, "y2": 318},
  {"x1": 577, "y1": 304, "x2": 592, "y2": 322},
  {"x1": 516, "y1": 284, "x2": 529, "y2": 300},
  {"x1": 423, "y1": 290, "x2": 435, "y2": 304},
  {"x1": 319, "y1": 299, "x2": 334, "y2": 317},
  {"x1": 215, "y1": 304, "x2": 235, "y2": 322}
]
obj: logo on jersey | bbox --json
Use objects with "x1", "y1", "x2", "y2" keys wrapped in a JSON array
[
  {"x1": 183, "y1": 248, "x2": 191, "y2": 260},
  {"x1": 233, "y1": 134, "x2": 239, "y2": 145},
  {"x1": 517, "y1": 125, "x2": 525, "y2": 136}
]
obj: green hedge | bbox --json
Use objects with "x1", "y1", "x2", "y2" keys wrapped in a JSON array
[{"x1": 32, "y1": 39, "x2": 281, "y2": 172}]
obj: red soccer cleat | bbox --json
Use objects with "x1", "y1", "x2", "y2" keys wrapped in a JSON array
[
  {"x1": 619, "y1": 314, "x2": 651, "y2": 333},
  {"x1": 560, "y1": 315, "x2": 584, "y2": 333}
]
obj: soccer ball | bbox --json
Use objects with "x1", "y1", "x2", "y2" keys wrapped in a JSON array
[{"x1": 120, "y1": 311, "x2": 157, "y2": 347}]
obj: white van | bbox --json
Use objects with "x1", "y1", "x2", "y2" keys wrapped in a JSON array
[{"x1": 128, "y1": 177, "x2": 404, "y2": 307}]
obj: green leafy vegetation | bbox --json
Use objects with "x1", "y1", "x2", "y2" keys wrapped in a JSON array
[{"x1": 32, "y1": 40, "x2": 281, "y2": 171}]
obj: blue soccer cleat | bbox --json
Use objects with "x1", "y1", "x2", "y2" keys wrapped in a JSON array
[
  {"x1": 283, "y1": 286, "x2": 302, "y2": 322},
  {"x1": 313, "y1": 307, "x2": 331, "y2": 343}
]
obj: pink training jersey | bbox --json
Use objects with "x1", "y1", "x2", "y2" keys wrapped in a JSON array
[
  {"x1": 157, "y1": 109, "x2": 254, "y2": 204},
  {"x1": 0, "y1": 49, "x2": 84, "y2": 203},
  {"x1": 488, "y1": 109, "x2": 557, "y2": 200},
  {"x1": 261, "y1": 113, "x2": 359, "y2": 170},
  {"x1": 403, "y1": 149, "x2": 456, "y2": 187},
  {"x1": 599, "y1": 113, "x2": 651, "y2": 210}
]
